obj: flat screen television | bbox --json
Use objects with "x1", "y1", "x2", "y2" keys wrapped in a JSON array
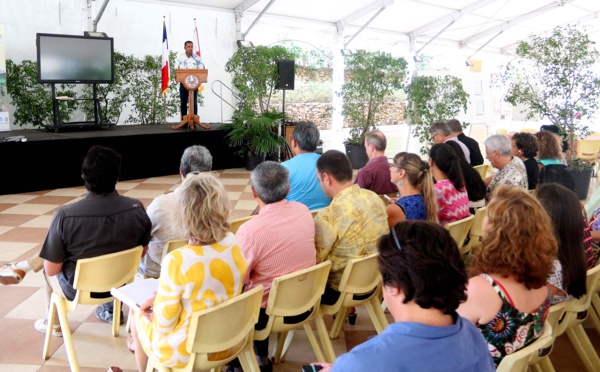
[{"x1": 37, "y1": 33, "x2": 114, "y2": 84}]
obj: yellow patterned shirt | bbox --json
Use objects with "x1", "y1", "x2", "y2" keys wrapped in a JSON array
[
  {"x1": 136, "y1": 232, "x2": 247, "y2": 368},
  {"x1": 314, "y1": 184, "x2": 388, "y2": 290}
]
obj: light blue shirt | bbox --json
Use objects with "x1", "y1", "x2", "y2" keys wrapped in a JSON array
[
  {"x1": 176, "y1": 53, "x2": 203, "y2": 69},
  {"x1": 331, "y1": 316, "x2": 495, "y2": 372},
  {"x1": 282, "y1": 152, "x2": 330, "y2": 211}
]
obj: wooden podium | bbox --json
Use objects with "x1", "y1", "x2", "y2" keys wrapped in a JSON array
[{"x1": 172, "y1": 68, "x2": 210, "y2": 130}]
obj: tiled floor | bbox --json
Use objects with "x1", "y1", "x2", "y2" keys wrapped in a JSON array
[{"x1": 1, "y1": 125, "x2": 600, "y2": 371}]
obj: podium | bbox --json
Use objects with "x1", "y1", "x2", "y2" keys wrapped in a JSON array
[{"x1": 172, "y1": 69, "x2": 210, "y2": 130}]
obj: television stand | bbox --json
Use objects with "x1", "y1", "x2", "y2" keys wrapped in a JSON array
[{"x1": 48, "y1": 83, "x2": 114, "y2": 132}]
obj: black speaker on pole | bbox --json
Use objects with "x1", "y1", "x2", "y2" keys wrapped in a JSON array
[{"x1": 276, "y1": 60, "x2": 295, "y2": 90}]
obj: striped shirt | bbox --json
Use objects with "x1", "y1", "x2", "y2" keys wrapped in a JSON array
[{"x1": 434, "y1": 179, "x2": 470, "y2": 226}]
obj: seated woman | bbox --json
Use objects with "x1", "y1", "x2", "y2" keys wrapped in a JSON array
[
  {"x1": 386, "y1": 152, "x2": 438, "y2": 228},
  {"x1": 130, "y1": 173, "x2": 248, "y2": 371},
  {"x1": 535, "y1": 130, "x2": 565, "y2": 167},
  {"x1": 312, "y1": 221, "x2": 495, "y2": 371},
  {"x1": 457, "y1": 186, "x2": 557, "y2": 366},
  {"x1": 444, "y1": 140, "x2": 486, "y2": 212},
  {"x1": 429, "y1": 143, "x2": 470, "y2": 226},
  {"x1": 511, "y1": 132, "x2": 539, "y2": 190},
  {"x1": 483, "y1": 135, "x2": 528, "y2": 203},
  {"x1": 536, "y1": 184, "x2": 587, "y2": 304}
]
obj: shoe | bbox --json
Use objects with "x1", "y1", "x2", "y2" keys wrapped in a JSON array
[
  {"x1": 348, "y1": 312, "x2": 357, "y2": 325},
  {"x1": 95, "y1": 305, "x2": 125, "y2": 325},
  {"x1": 0, "y1": 263, "x2": 26, "y2": 285},
  {"x1": 34, "y1": 318, "x2": 62, "y2": 337},
  {"x1": 259, "y1": 360, "x2": 273, "y2": 372}
]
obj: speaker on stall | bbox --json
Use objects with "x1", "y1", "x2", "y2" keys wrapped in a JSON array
[{"x1": 276, "y1": 60, "x2": 295, "y2": 90}]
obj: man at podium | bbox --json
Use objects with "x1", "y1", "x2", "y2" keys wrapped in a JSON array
[{"x1": 176, "y1": 41, "x2": 203, "y2": 120}]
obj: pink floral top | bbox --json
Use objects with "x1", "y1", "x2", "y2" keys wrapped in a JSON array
[{"x1": 434, "y1": 179, "x2": 470, "y2": 226}]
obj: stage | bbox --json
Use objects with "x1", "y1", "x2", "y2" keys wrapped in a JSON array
[{"x1": 0, "y1": 123, "x2": 244, "y2": 195}]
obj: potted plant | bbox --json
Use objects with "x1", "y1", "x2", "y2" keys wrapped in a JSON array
[
  {"x1": 223, "y1": 45, "x2": 293, "y2": 168},
  {"x1": 502, "y1": 24, "x2": 600, "y2": 199},
  {"x1": 341, "y1": 50, "x2": 407, "y2": 168},
  {"x1": 405, "y1": 75, "x2": 469, "y2": 155}
]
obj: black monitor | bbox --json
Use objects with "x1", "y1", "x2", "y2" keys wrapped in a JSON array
[{"x1": 36, "y1": 33, "x2": 114, "y2": 84}]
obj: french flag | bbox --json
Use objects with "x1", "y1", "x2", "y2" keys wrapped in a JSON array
[{"x1": 161, "y1": 17, "x2": 169, "y2": 95}]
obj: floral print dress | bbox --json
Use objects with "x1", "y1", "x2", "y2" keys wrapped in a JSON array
[{"x1": 477, "y1": 274, "x2": 550, "y2": 366}]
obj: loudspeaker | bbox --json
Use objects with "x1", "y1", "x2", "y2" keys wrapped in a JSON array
[{"x1": 276, "y1": 60, "x2": 295, "y2": 90}]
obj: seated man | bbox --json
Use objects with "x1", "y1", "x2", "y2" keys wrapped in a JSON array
[
  {"x1": 429, "y1": 121, "x2": 470, "y2": 162},
  {"x1": 447, "y1": 118, "x2": 484, "y2": 166},
  {"x1": 282, "y1": 121, "x2": 330, "y2": 210},
  {"x1": 233, "y1": 161, "x2": 316, "y2": 372},
  {"x1": 354, "y1": 130, "x2": 398, "y2": 195},
  {"x1": 312, "y1": 221, "x2": 494, "y2": 371},
  {"x1": 315, "y1": 150, "x2": 388, "y2": 307},
  {"x1": 36, "y1": 145, "x2": 151, "y2": 335}
]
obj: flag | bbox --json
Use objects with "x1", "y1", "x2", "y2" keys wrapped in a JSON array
[
  {"x1": 193, "y1": 18, "x2": 201, "y2": 57},
  {"x1": 161, "y1": 17, "x2": 169, "y2": 95}
]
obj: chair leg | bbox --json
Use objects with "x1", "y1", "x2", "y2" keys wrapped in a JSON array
[
  {"x1": 304, "y1": 322, "x2": 326, "y2": 363},
  {"x1": 536, "y1": 356, "x2": 556, "y2": 372},
  {"x1": 566, "y1": 325, "x2": 600, "y2": 371},
  {"x1": 113, "y1": 299, "x2": 121, "y2": 337},
  {"x1": 272, "y1": 330, "x2": 289, "y2": 363},
  {"x1": 314, "y1": 314, "x2": 336, "y2": 363},
  {"x1": 238, "y1": 344, "x2": 261, "y2": 372},
  {"x1": 42, "y1": 296, "x2": 57, "y2": 360},
  {"x1": 365, "y1": 297, "x2": 388, "y2": 334},
  {"x1": 55, "y1": 296, "x2": 79, "y2": 372},
  {"x1": 329, "y1": 308, "x2": 348, "y2": 339}
]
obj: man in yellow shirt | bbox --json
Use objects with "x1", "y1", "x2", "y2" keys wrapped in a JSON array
[{"x1": 315, "y1": 150, "x2": 389, "y2": 308}]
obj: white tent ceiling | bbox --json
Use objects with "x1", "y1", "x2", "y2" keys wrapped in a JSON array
[{"x1": 154, "y1": 0, "x2": 600, "y2": 55}]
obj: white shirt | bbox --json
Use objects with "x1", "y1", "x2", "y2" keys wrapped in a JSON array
[
  {"x1": 176, "y1": 53, "x2": 203, "y2": 69},
  {"x1": 446, "y1": 137, "x2": 471, "y2": 163}
]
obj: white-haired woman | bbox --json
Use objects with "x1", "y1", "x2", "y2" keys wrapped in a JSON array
[{"x1": 483, "y1": 134, "x2": 528, "y2": 203}]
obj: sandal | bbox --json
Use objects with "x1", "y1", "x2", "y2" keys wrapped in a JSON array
[{"x1": 127, "y1": 335, "x2": 135, "y2": 353}]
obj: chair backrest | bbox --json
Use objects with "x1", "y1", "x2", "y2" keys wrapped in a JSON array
[
  {"x1": 497, "y1": 129, "x2": 509, "y2": 136},
  {"x1": 473, "y1": 164, "x2": 490, "y2": 179},
  {"x1": 186, "y1": 285, "x2": 263, "y2": 364},
  {"x1": 230, "y1": 215, "x2": 254, "y2": 234},
  {"x1": 445, "y1": 215, "x2": 475, "y2": 254},
  {"x1": 310, "y1": 208, "x2": 324, "y2": 218},
  {"x1": 556, "y1": 265, "x2": 600, "y2": 336},
  {"x1": 463, "y1": 207, "x2": 487, "y2": 255},
  {"x1": 520, "y1": 128, "x2": 537, "y2": 133},
  {"x1": 496, "y1": 322, "x2": 554, "y2": 372},
  {"x1": 262, "y1": 261, "x2": 331, "y2": 333},
  {"x1": 337, "y1": 253, "x2": 382, "y2": 307},
  {"x1": 577, "y1": 140, "x2": 600, "y2": 161},
  {"x1": 162, "y1": 239, "x2": 187, "y2": 259},
  {"x1": 73, "y1": 246, "x2": 143, "y2": 305}
]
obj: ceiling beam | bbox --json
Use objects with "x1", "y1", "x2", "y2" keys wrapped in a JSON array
[
  {"x1": 234, "y1": 0, "x2": 261, "y2": 18},
  {"x1": 460, "y1": 0, "x2": 575, "y2": 48},
  {"x1": 336, "y1": 0, "x2": 393, "y2": 30}
]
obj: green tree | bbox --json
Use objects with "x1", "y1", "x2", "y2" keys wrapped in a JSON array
[
  {"x1": 502, "y1": 24, "x2": 600, "y2": 161},
  {"x1": 341, "y1": 50, "x2": 408, "y2": 145},
  {"x1": 406, "y1": 75, "x2": 469, "y2": 154}
]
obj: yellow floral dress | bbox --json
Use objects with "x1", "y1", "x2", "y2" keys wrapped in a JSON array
[{"x1": 135, "y1": 233, "x2": 248, "y2": 368}]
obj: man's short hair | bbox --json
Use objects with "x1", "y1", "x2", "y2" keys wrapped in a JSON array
[
  {"x1": 184, "y1": 40, "x2": 193, "y2": 48},
  {"x1": 293, "y1": 121, "x2": 320, "y2": 152},
  {"x1": 316, "y1": 150, "x2": 353, "y2": 183},
  {"x1": 180, "y1": 145, "x2": 212, "y2": 177},
  {"x1": 81, "y1": 145, "x2": 122, "y2": 194},
  {"x1": 484, "y1": 134, "x2": 512, "y2": 156},
  {"x1": 365, "y1": 130, "x2": 387, "y2": 151},
  {"x1": 250, "y1": 161, "x2": 290, "y2": 204},
  {"x1": 429, "y1": 122, "x2": 451, "y2": 136},
  {"x1": 446, "y1": 119, "x2": 463, "y2": 133}
]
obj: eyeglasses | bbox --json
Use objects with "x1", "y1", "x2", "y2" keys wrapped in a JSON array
[
  {"x1": 391, "y1": 228, "x2": 402, "y2": 251},
  {"x1": 389, "y1": 163, "x2": 401, "y2": 169},
  {"x1": 430, "y1": 133, "x2": 440, "y2": 141}
]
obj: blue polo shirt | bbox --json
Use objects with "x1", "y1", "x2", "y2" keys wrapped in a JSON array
[{"x1": 282, "y1": 152, "x2": 330, "y2": 210}]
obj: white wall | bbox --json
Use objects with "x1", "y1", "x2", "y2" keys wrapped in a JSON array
[{"x1": 0, "y1": 0, "x2": 237, "y2": 128}]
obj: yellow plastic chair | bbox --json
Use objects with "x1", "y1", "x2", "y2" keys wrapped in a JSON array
[
  {"x1": 461, "y1": 207, "x2": 487, "y2": 259},
  {"x1": 254, "y1": 261, "x2": 332, "y2": 364},
  {"x1": 576, "y1": 140, "x2": 600, "y2": 175},
  {"x1": 315, "y1": 253, "x2": 389, "y2": 362},
  {"x1": 42, "y1": 246, "x2": 144, "y2": 372},
  {"x1": 552, "y1": 265, "x2": 600, "y2": 371},
  {"x1": 310, "y1": 208, "x2": 324, "y2": 218},
  {"x1": 496, "y1": 129, "x2": 509, "y2": 136},
  {"x1": 378, "y1": 192, "x2": 398, "y2": 206},
  {"x1": 230, "y1": 215, "x2": 254, "y2": 234},
  {"x1": 496, "y1": 322, "x2": 554, "y2": 372},
  {"x1": 530, "y1": 300, "x2": 574, "y2": 371},
  {"x1": 145, "y1": 285, "x2": 264, "y2": 372},
  {"x1": 445, "y1": 215, "x2": 475, "y2": 255},
  {"x1": 473, "y1": 164, "x2": 490, "y2": 179},
  {"x1": 520, "y1": 128, "x2": 537, "y2": 134}
]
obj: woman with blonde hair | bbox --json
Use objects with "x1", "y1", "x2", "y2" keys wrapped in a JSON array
[
  {"x1": 387, "y1": 152, "x2": 438, "y2": 228},
  {"x1": 129, "y1": 173, "x2": 248, "y2": 372},
  {"x1": 457, "y1": 186, "x2": 557, "y2": 366}
]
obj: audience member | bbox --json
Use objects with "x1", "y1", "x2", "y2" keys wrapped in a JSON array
[
  {"x1": 233, "y1": 161, "x2": 316, "y2": 371},
  {"x1": 429, "y1": 121, "x2": 470, "y2": 162},
  {"x1": 535, "y1": 130, "x2": 564, "y2": 167},
  {"x1": 387, "y1": 152, "x2": 438, "y2": 228},
  {"x1": 445, "y1": 140, "x2": 487, "y2": 212},
  {"x1": 315, "y1": 150, "x2": 388, "y2": 312},
  {"x1": 429, "y1": 143, "x2": 470, "y2": 226},
  {"x1": 130, "y1": 172, "x2": 247, "y2": 371},
  {"x1": 36, "y1": 146, "x2": 152, "y2": 336},
  {"x1": 354, "y1": 130, "x2": 398, "y2": 194},
  {"x1": 536, "y1": 184, "x2": 587, "y2": 304},
  {"x1": 540, "y1": 124, "x2": 569, "y2": 153},
  {"x1": 511, "y1": 132, "x2": 539, "y2": 190},
  {"x1": 457, "y1": 186, "x2": 556, "y2": 366},
  {"x1": 483, "y1": 134, "x2": 527, "y2": 203},
  {"x1": 312, "y1": 221, "x2": 494, "y2": 371},
  {"x1": 282, "y1": 121, "x2": 330, "y2": 210},
  {"x1": 447, "y1": 119, "x2": 484, "y2": 166}
]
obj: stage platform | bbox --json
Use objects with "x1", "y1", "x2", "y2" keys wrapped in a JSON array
[{"x1": 0, "y1": 123, "x2": 244, "y2": 195}]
